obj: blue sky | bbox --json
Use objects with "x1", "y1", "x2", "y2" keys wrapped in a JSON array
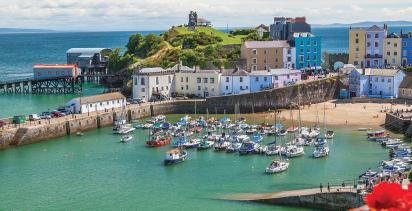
[{"x1": 0, "y1": 0, "x2": 411, "y2": 31}]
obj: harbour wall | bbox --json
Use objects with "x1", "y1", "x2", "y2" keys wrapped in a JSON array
[
  {"x1": 0, "y1": 77, "x2": 342, "y2": 149},
  {"x1": 257, "y1": 192, "x2": 364, "y2": 210}
]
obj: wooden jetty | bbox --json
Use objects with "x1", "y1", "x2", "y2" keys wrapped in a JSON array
[{"x1": 0, "y1": 77, "x2": 82, "y2": 94}]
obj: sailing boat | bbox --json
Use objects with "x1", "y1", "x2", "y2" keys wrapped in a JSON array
[
  {"x1": 266, "y1": 109, "x2": 282, "y2": 156},
  {"x1": 312, "y1": 103, "x2": 330, "y2": 158},
  {"x1": 324, "y1": 103, "x2": 335, "y2": 139},
  {"x1": 287, "y1": 107, "x2": 298, "y2": 133}
]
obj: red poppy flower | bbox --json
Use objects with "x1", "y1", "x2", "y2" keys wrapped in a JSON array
[{"x1": 365, "y1": 182, "x2": 412, "y2": 211}]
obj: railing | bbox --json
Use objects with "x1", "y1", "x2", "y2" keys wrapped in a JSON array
[{"x1": 0, "y1": 77, "x2": 34, "y2": 85}]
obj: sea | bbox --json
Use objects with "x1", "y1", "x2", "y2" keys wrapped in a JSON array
[{"x1": 0, "y1": 27, "x2": 408, "y2": 210}]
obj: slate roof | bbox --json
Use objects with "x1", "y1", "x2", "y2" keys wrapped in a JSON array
[
  {"x1": 221, "y1": 68, "x2": 249, "y2": 76},
  {"x1": 400, "y1": 76, "x2": 412, "y2": 89},
  {"x1": 366, "y1": 25, "x2": 385, "y2": 31},
  {"x1": 270, "y1": 68, "x2": 301, "y2": 75},
  {"x1": 66, "y1": 48, "x2": 109, "y2": 54},
  {"x1": 387, "y1": 33, "x2": 399, "y2": 38},
  {"x1": 243, "y1": 41, "x2": 290, "y2": 48},
  {"x1": 74, "y1": 92, "x2": 125, "y2": 105},
  {"x1": 249, "y1": 70, "x2": 272, "y2": 76},
  {"x1": 364, "y1": 68, "x2": 401, "y2": 77}
]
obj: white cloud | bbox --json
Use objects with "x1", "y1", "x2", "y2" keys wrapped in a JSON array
[{"x1": 0, "y1": 0, "x2": 410, "y2": 31}]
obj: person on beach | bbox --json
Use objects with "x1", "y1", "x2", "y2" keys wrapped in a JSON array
[
  {"x1": 320, "y1": 183, "x2": 323, "y2": 192},
  {"x1": 327, "y1": 183, "x2": 330, "y2": 192}
]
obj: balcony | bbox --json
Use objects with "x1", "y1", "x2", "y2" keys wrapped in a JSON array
[{"x1": 365, "y1": 54, "x2": 383, "y2": 59}]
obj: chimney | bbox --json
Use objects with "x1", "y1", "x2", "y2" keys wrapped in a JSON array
[{"x1": 383, "y1": 24, "x2": 388, "y2": 31}]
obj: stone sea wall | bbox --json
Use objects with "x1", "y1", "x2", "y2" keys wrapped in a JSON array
[{"x1": 0, "y1": 77, "x2": 342, "y2": 149}]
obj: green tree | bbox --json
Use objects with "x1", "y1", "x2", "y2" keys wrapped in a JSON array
[
  {"x1": 126, "y1": 33, "x2": 144, "y2": 55},
  {"x1": 107, "y1": 49, "x2": 132, "y2": 73}
]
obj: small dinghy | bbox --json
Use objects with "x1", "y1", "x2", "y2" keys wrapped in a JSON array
[
  {"x1": 312, "y1": 146, "x2": 329, "y2": 158},
  {"x1": 182, "y1": 139, "x2": 200, "y2": 149},
  {"x1": 325, "y1": 130, "x2": 334, "y2": 139},
  {"x1": 276, "y1": 129, "x2": 287, "y2": 136},
  {"x1": 120, "y1": 135, "x2": 133, "y2": 143},
  {"x1": 265, "y1": 160, "x2": 289, "y2": 174},
  {"x1": 76, "y1": 131, "x2": 84, "y2": 136}
]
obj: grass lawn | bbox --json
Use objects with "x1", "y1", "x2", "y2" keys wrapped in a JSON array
[{"x1": 172, "y1": 26, "x2": 245, "y2": 45}]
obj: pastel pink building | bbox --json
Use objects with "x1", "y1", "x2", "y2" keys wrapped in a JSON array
[{"x1": 270, "y1": 68, "x2": 301, "y2": 88}]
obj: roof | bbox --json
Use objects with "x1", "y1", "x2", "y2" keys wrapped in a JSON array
[
  {"x1": 33, "y1": 64, "x2": 78, "y2": 69},
  {"x1": 221, "y1": 68, "x2": 249, "y2": 76},
  {"x1": 366, "y1": 25, "x2": 385, "y2": 31},
  {"x1": 364, "y1": 68, "x2": 401, "y2": 77},
  {"x1": 167, "y1": 63, "x2": 194, "y2": 71},
  {"x1": 139, "y1": 67, "x2": 166, "y2": 73},
  {"x1": 66, "y1": 48, "x2": 109, "y2": 54},
  {"x1": 249, "y1": 70, "x2": 272, "y2": 76},
  {"x1": 387, "y1": 33, "x2": 399, "y2": 38},
  {"x1": 73, "y1": 92, "x2": 125, "y2": 105},
  {"x1": 255, "y1": 24, "x2": 269, "y2": 31},
  {"x1": 243, "y1": 41, "x2": 290, "y2": 48},
  {"x1": 179, "y1": 69, "x2": 221, "y2": 74},
  {"x1": 270, "y1": 68, "x2": 301, "y2": 75},
  {"x1": 399, "y1": 75, "x2": 412, "y2": 89}
]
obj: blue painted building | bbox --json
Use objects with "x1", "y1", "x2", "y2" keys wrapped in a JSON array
[
  {"x1": 249, "y1": 71, "x2": 273, "y2": 92},
  {"x1": 294, "y1": 32, "x2": 322, "y2": 70},
  {"x1": 401, "y1": 31, "x2": 412, "y2": 66},
  {"x1": 348, "y1": 68, "x2": 405, "y2": 98},
  {"x1": 364, "y1": 25, "x2": 386, "y2": 68}
]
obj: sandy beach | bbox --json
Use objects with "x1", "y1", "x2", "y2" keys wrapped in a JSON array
[{"x1": 247, "y1": 100, "x2": 412, "y2": 128}]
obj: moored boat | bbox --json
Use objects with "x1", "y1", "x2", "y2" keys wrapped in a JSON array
[
  {"x1": 146, "y1": 135, "x2": 171, "y2": 147},
  {"x1": 325, "y1": 130, "x2": 334, "y2": 139},
  {"x1": 120, "y1": 135, "x2": 133, "y2": 143},
  {"x1": 239, "y1": 141, "x2": 255, "y2": 155},
  {"x1": 164, "y1": 148, "x2": 187, "y2": 165},
  {"x1": 265, "y1": 160, "x2": 289, "y2": 174},
  {"x1": 276, "y1": 129, "x2": 287, "y2": 136},
  {"x1": 312, "y1": 146, "x2": 329, "y2": 158},
  {"x1": 285, "y1": 145, "x2": 305, "y2": 158}
]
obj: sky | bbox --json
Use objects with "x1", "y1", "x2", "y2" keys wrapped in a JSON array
[{"x1": 0, "y1": 0, "x2": 411, "y2": 31}]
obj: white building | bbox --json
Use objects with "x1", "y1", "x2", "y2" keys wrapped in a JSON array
[
  {"x1": 33, "y1": 64, "x2": 81, "y2": 80},
  {"x1": 220, "y1": 68, "x2": 250, "y2": 95},
  {"x1": 283, "y1": 47, "x2": 296, "y2": 69},
  {"x1": 65, "y1": 92, "x2": 126, "y2": 114},
  {"x1": 132, "y1": 67, "x2": 175, "y2": 102}
]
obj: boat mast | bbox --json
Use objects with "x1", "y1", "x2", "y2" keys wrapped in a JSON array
[
  {"x1": 323, "y1": 102, "x2": 326, "y2": 136},
  {"x1": 290, "y1": 104, "x2": 295, "y2": 140},
  {"x1": 194, "y1": 100, "x2": 197, "y2": 120}
]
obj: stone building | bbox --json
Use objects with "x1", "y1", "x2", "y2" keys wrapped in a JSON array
[
  {"x1": 175, "y1": 68, "x2": 221, "y2": 98},
  {"x1": 383, "y1": 33, "x2": 402, "y2": 67},
  {"x1": 269, "y1": 17, "x2": 311, "y2": 41},
  {"x1": 66, "y1": 48, "x2": 111, "y2": 73},
  {"x1": 241, "y1": 41, "x2": 289, "y2": 71},
  {"x1": 398, "y1": 75, "x2": 412, "y2": 99}
]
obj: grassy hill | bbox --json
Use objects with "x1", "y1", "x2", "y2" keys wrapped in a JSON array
[{"x1": 170, "y1": 26, "x2": 246, "y2": 46}]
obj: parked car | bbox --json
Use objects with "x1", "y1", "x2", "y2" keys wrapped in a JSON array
[
  {"x1": 0, "y1": 120, "x2": 7, "y2": 128},
  {"x1": 12, "y1": 115, "x2": 26, "y2": 124},
  {"x1": 40, "y1": 112, "x2": 52, "y2": 119},
  {"x1": 132, "y1": 98, "x2": 145, "y2": 104},
  {"x1": 51, "y1": 111, "x2": 63, "y2": 118},
  {"x1": 29, "y1": 114, "x2": 41, "y2": 121}
]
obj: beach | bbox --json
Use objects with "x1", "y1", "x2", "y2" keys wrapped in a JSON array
[{"x1": 248, "y1": 100, "x2": 412, "y2": 128}]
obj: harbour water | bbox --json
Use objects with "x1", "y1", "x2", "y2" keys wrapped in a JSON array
[{"x1": 0, "y1": 114, "x2": 391, "y2": 210}]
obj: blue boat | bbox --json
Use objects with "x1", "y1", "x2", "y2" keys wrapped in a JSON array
[
  {"x1": 251, "y1": 133, "x2": 263, "y2": 143},
  {"x1": 275, "y1": 123, "x2": 282, "y2": 130},
  {"x1": 239, "y1": 141, "x2": 255, "y2": 155},
  {"x1": 161, "y1": 122, "x2": 170, "y2": 130},
  {"x1": 172, "y1": 136, "x2": 188, "y2": 147},
  {"x1": 314, "y1": 138, "x2": 327, "y2": 147}
]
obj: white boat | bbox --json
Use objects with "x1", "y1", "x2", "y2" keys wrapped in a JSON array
[
  {"x1": 265, "y1": 144, "x2": 281, "y2": 155},
  {"x1": 293, "y1": 137, "x2": 306, "y2": 146},
  {"x1": 265, "y1": 160, "x2": 289, "y2": 174},
  {"x1": 164, "y1": 148, "x2": 188, "y2": 165},
  {"x1": 76, "y1": 131, "x2": 84, "y2": 136},
  {"x1": 120, "y1": 135, "x2": 133, "y2": 143},
  {"x1": 276, "y1": 129, "x2": 287, "y2": 136},
  {"x1": 226, "y1": 142, "x2": 242, "y2": 153},
  {"x1": 286, "y1": 145, "x2": 305, "y2": 158},
  {"x1": 182, "y1": 139, "x2": 200, "y2": 148},
  {"x1": 236, "y1": 135, "x2": 250, "y2": 142},
  {"x1": 312, "y1": 146, "x2": 329, "y2": 158},
  {"x1": 325, "y1": 130, "x2": 334, "y2": 139},
  {"x1": 114, "y1": 126, "x2": 136, "y2": 135}
]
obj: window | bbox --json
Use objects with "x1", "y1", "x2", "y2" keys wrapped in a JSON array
[
  {"x1": 307, "y1": 48, "x2": 310, "y2": 53},
  {"x1": 300, "y1": 41, "x2": 303, "y2": 46},
  {"x1": 141, "y1": 88, "x2": 145, "y2": 92},
  {"x1": 367, "y1": 42, "x2": 371, "y2": 47},
  {"x1": 134, "y1": 77, "x2": 137, "y2": 85},
  {"x1": 388, "y1": 78, "x2": 391, "y2": 83},
  {"x1": 314, "y1": 55, "x2": 317, "y2": 60},
  {"x1": 197, "y1": 77, "x2": 201, "y2": 83},
  {"x1": 255, "y1": 77, "x2": 259, "y2": 82},
  {"x1": 161, "y1": 86, "x2": 164, "y2": 91},
  {"x1": 180, "y1": 77, "x2": 183, "y2": 82},
  {"x1": 168, "y1": 76, "x2": 171, "y2": 83},
  {"x1": 239, "y1": 77, "x2": 243, "y2": 82},
  {"x1": 375, "y1": 42, "x2": 378, "y2": 47},
  {"x1": 225, "y1": 86, "x2": 229, "y2": 90},
  {"x1": 140, "y1": 78, "x2": 145, "y2": 85},
  {"x1": 252, "y1": 65, "x2": 257, "y2": 71},
  {"x1": 186, "y1": 85, "x2": 188, "y2": 90},
  {"x1": 300, "y1": 49, "x2": 304, "y2": 54},
  {"x1": 225, "y1": 77, "x2": 229, "y2": 82},
  {"x1": 264, "y1": 50, "x2": 267, "y2": 55},
  {"x1": 375, "y1": 33, "x2": 379, "y2": 38},
  {"x1": 252, "y1": 58, "x2": 257, "y2": 64},
  {"x1": 198, "y1": 86, "x2": 201, "y2": 91},
  {"x1": 264, "y1": 59, "x2": 267, "y2": 63},
  {"x1": 367, "y1": 34, "x2": 371, "y2": 38},
  {"x1": 306, "y1": 41, "x2": 310, "y2": 45},
  {"x1": 356, "y1": 33, "x2": 359, "y2": 37},
  {"x1": 381, "y1": 78, "x2": 384, "y2": 82},
  {"x1": 264, "y1": 76, "x2": 267, "y2": 82},
  {"x1": 274, "y1": 76, "x2": 278, "y2": 80},
  {"x1": 394, "y1": 52, "x2": 398, "y2": 56},
  {"x1": 204, "y1": 78, "x2": 208, "y2": 83},
  {"x1": 299, "y1": 55, "x2": 304, "y2": 62},
  {"x1": 355, "y1": 39, "x2": 359, "y2": 44},
  {"x1": 240, "y1": 86, "x2": 243, "y2": 90},
  {"x1": 403, "y1": 42, "x2": 407, "y2": 47},
  {"x1": 313, "y1": 48, "x2": 317, "y2": 53},
  {"x1": 186, "y1": 77, "x2": 188, "y2": 82},
  {"x1": 356, "y1": 47, "x2": 359, "y2": 52},
  {"x1": 394, "y1": 43, "x2": 398, "y2": 47},
  {"x1": 252, "y1": 49, "x2": 257, "y2": 55},
  {"x1": 181, "y1": 86, "x2": 184, "y2": 90},
  {"x1": 210, "y1": 78, "x2": 214, "y2": 84},
  {"x1": 287, "y1": 49, "x2": 291, "y2": 54},
  {"x1": 375, "y1": 77, "x2": 378, "y2": 82},
  {"x1": 313, "y1": 41, "x2": 317, "y2": 46},
  {"x1": 387, "y1": 52, "x2": 390, "y2": 56},
  {"x1": 156, "y1": 77, "x2": 159, "y2": 85}
]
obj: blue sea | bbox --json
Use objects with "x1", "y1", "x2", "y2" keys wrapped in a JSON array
[{"x1": 1, "y1": 27, "x2": 411, "y2": 80}]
